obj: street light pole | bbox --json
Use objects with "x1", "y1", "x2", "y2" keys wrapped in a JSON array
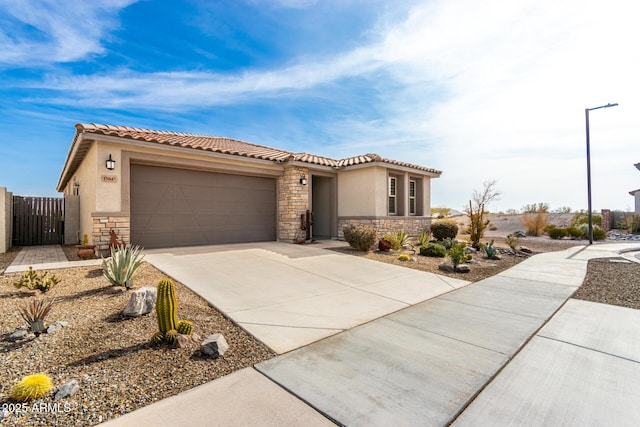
[{"x1": 585, "y1": 102, "x2": 618, "y2": 244}]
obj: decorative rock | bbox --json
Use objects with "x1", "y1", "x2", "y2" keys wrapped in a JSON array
[
  {"x1": 8, "y1": 329, "x2": 27, "y2": 341},
  {"x1": 513, "y1": 231, "x2": 526, "y2": 238},
  {"x1": 172, "y1": 334, "x2": 198, "y2": 349},
  {"x1": 438, "y1": 262, "x2": 455, "y2": 272},
  {"x1": 201, "y1": 333, "x2": 229, "y2": 358},
  {"x1": 455, "y1": 264, "x2": 471, "y2": 273},
  {"x1": 55, "y1": 380, "x2": 80, "y2": 400},
  {"x1": 378, "y1": 239, "x2": 392, "y2": 252},
  {"x1": 519, "y1": 246, "x2": 533, "y2": 253},
  {"x1": 464, "y1": 247, "x2": 477, "y2": 254},
  {"x1": 438, "y1": 262, "x2": 470, "y2": 273},
  {"x1": 123, "y1": 287, "x2": 157, "y2": 317},
  {"x1": 47, "y1": 321, "x2": 69, "y2": 334}
]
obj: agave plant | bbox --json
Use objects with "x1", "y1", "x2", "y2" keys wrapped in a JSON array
[{"x1": 102, "y1": 244, "x2": 145, "y2": 288}]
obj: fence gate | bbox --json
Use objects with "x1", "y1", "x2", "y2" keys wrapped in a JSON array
[{"x1": 12, "y1": 196, "x2": 64, "y2": 246}]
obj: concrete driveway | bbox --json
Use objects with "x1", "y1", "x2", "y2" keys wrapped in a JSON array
[{"x1": 145, "y1": 241, "x2": 469, "y2": 353}]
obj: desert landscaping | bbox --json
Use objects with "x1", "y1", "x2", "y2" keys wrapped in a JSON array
[{"x1": 1, "y1": 211, "x2": 639, "y2": 426}]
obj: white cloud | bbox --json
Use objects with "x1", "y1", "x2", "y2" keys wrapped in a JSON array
[
  {"x1": 8, "y1": 0, "x2": 640, "y2": 210},
  {"x1": 0, "y1": 0, "x2": 136, "y2": 66}
]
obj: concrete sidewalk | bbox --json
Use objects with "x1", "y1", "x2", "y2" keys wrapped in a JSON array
[{"x1": 256, "y1": 243, "x2": 640, "y2": 426}]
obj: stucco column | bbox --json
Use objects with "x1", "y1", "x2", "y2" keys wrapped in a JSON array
[
  {"x1": 278, "y1": 165, "x2": 310, "y2": 242},
  {"x1": 0, "y1": 187, "x2": 11, "y2": 253}
]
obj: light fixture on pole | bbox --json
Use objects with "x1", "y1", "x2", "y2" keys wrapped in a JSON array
[
  {"x1": 105, "y1": 154, "x2": 116, "y2": 171},
  {"x1": 585, "y1": 102, "x2": 618, "y2": 244}
]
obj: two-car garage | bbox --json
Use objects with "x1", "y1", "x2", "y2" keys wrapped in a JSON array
[{"x1": 130, "y1": 164, "x2": 277, "y2": 249}]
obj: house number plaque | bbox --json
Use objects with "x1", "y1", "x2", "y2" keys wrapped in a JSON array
[{"x1": 101, "y1": 175, "x2": 118, "y2": 183}]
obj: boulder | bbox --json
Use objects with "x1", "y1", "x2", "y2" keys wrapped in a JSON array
[
  {"x1": 438, "y1": 262, "x2": 455, "y2": 272},
  {"x1": 55, "y1": 380, "x2": 79, "y2": 400},
  {"x1": 378, "y1": 239, "x2": 392, "y2": 252},
  {"x1": 464, "y1": 247, "x2": 477, "y2": 254},
  {"x1": 123, "y1": 287, "x2": 157, "y2": 317},
  {"x1": 201, "y1": 333, "x2": 229, "y2": 358},
  {"x1": 519, "y1": 246, "x2": 533, "y2": 253}
]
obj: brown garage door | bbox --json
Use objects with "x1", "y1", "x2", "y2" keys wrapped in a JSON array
[{"x1": 130, "y1": 164, "x2": 276, "y2": 248}]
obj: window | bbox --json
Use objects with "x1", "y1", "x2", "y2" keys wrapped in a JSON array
[
  {"x1": 388, "y1": 177, "x2": 397, "y2": 215},
  {"x1": 409, "y1": 180, "x2": 416, "y2": 215}
]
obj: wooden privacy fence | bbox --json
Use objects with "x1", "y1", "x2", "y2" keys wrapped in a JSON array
[{"x1": 12, "y1": 196, "x2": 64, "y2": 246}]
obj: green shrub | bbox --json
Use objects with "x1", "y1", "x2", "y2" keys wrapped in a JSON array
[
  {"x1": 431, "y1": 221, "x2": 458, "y2": 240},
  {"x1": 571, "y1": 211, "x2": 601, "y2": 227},
  {"x1": 419, "y1": 243, "x2": 446, "y2": 257},
  {"x1": 505, "y1": 234, "x2": 519, "y2": 250},
  {"x1": 547, "y1": 227, "x2": 568, "y2": 240},
  {"x1": 102, "y1": 244, "x2": 145, "y2": 287},
  {"x1": 441, "y1": 237, "x2": 459, "y2": 250},
  {"x1": 448, "y1": 243, "x2": 467, "y2": 268},
  {"x1": 592, "y1": 227, "x2": 607, "y2": 241},
  {"x1": 383, "y1": 234, "x2": 402, "y2": 250},
  {"x1": 343, "y1": 225, "x2": 377, "y2": 251},
  {"x1": 566, "y1": 226, "x2": 584, "y2": 239}
]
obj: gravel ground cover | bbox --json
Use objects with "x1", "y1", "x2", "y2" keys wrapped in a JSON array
[
  {"x1": 1, "y1": 237, "x2": 638, "y2": 426},
  {"x1": 573, "y1": 257, "x2": 640, "y2": 310},
  {"x1": 0, "y1": 262, "x2": 275, "y2": 426},
  {"x1": 332, "y1": 237, "x2": 583, "y2": 283}
]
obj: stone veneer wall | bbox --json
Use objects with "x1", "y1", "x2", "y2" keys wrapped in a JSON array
[
  {"x1": 92, "y1": 213, "x2": 130, "y2": 254},
  {"x1": 600, "y1": 209, "x2": 612, "y2": 231},
  {"x1": 338, "y1": 216, "x2": 433, "y2": 239},
  {"x1": 278, "y1": 165, "x2": 310, "y2": 242}
]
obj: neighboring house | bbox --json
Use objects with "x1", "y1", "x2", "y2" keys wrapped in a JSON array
[
  {"x1": 630, "y1": 162, "x2": 640, "y2": 215},
  {"x1": 57, "y1": 124, "x2": 441, "y2": 251}
]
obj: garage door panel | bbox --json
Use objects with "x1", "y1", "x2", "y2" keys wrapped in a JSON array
[{"x1": 131, "y1": 164, "x2": 276, "y2": 248}]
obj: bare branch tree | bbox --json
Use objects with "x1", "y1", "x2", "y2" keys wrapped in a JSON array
[{"x1": 465, "y1": 180, "x2": 501, "y2": 249}]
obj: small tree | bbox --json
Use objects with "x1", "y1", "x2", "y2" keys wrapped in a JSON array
[{"x1": 465, "y1": 180, "x2": 501, "y2": 250}]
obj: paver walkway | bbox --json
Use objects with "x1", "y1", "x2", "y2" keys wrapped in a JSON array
[{"x1": 5, "y1": 245, "x2": 102, "y2": 273}]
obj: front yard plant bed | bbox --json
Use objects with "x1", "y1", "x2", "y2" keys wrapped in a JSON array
[{"x1": 0, "y1": 262, "x2": 275, "y2": 426}]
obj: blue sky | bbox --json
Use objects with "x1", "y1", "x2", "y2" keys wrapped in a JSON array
[{"x1": 0, "y1": 0, "x2": 638, "y2": 212}]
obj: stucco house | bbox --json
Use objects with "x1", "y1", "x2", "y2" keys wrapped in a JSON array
[
  {"x1": 630, "y1": 162, "x2": 640, "y2": 214},
  {"x1": 57, "y1": 124, "x2": 441, "y2": 251}
]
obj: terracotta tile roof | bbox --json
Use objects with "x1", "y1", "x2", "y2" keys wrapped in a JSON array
[
  {"x1": 77, "y1": 123, "x2": 293, "y2": 162},
  {"x1": 58, "y1": 123, "x2": 441, "y2": 191}
]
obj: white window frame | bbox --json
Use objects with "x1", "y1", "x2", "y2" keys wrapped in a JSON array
[
  {"x1": 388, "y1": 176, "x2": 397, "y2": 215},
  {"x1": 409, "y1": 179, "x2": 416, "y2": 215}
]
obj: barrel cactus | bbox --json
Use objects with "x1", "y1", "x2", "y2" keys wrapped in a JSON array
[
  {"x1": 11, "y1": 374, "x2": 53, "y2": 402},
  {"x1": 153, "y1": 277, "x2": 194, "y2": 345},
  {"x1": 164, "y1": 329, "x2": 179, "y2": 344},
  {"x1": 151, "y1": 331, "x2": 165, "y2": 345},
  {"x1": 177, "y1": 319, "x2": 193, "y2": 336}
]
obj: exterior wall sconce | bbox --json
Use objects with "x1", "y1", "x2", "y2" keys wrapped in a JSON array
[
  {"x1": 300, "y1": 174, "x2": 307, "y2": 185},
  {"x1": 73, "y1": 182, "x2": 79, "y2": 195},
  {"x1": 106, "y1": 154, "x2": 116, "y2": 171}
]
